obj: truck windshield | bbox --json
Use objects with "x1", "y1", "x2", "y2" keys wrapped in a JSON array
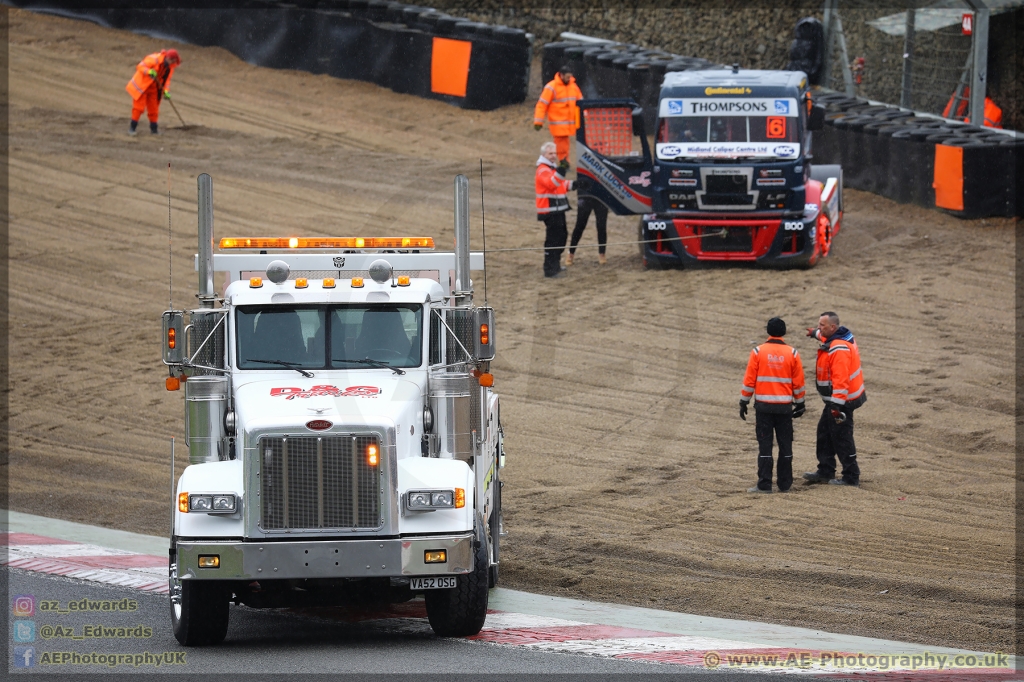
[
  {"x1": 658, "y1": 116, "x2": 800, "y2": 144},
  {"x1": 236, "y1": 304, "x2": 422, "y2": 370}
]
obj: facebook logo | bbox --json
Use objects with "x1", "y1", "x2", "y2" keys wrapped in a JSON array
[
  {"x1": 666, "y1": 99, "x2": 683, "y2": 115},
  {"x1": 13, "y1": 646, "x2": 36, "y2": 668},
  {"x1": 13, "y1": 620, "x2": 36, "y2": 643},
  {"x1": 774, "y1": 99, "x2": 790, "y2": 114}
]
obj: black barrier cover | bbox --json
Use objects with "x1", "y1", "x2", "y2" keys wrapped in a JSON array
[
  {"x1": 16, "y1": 1, "x2": 530, "y2": 111},
  {"x1": 887, "y1": 128, "x2": 920, "y2": 205},
  {"x1": 861, "y1": 120, "x2": 891, "y2": 195},
  {"x1": 940, "y1": 138, "x2": 1012, "y2": 218}
]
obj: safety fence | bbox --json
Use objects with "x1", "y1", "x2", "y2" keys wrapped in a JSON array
[
  {"x1": 812, "y1": 92, "x2": 1021, "y2": 219},
  {"x1": 13, "y1": 0, "x2": 531, "y2": 111}
]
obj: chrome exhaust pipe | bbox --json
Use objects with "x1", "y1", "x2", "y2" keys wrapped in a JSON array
[
  {"x1": 453, "y1": 174, "x2": 472, "y2": 305},
  {"x1": 197, "y1": 173, "x2": 215, "y2": 308}
]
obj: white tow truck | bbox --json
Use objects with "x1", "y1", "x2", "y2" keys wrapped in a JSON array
[{"x1": 162, "y1": 174, "x2": 504, "y2": 645}]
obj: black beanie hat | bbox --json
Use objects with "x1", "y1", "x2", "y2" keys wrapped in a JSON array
[{"x1": 767, "y1": 317, "x2": 786, "y2": 337}]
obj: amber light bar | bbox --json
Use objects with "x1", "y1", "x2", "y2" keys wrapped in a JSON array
[{"x1": 219, "y1": 237, "x2": 435, "y2": 249}]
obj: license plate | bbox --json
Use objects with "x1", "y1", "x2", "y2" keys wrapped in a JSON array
[{"x1": 410, "y1": 576, "x2": 457, "y2": 590}]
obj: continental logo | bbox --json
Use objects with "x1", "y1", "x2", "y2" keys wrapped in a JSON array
[{"x1": 705, "y1": 87, "x2": 752, "y2": 95}]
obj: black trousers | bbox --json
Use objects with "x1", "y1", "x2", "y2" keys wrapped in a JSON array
[
  {"x1": 755, "y1": 410, "x2": 793, "y2": 491},
  {"x1": 569, "y1": 196, "x2": 608, "y2": 255},
  {"x1": 542, "y1": 212, "x2": 568, "y2": 276},
  {"x1": 815, "y1": 404, "x2": 860, "y2": 483}
]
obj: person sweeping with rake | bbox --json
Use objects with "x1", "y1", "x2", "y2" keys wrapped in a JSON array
[{"x1": 125, "y1": 48, "x2": 182, "y2": 135}]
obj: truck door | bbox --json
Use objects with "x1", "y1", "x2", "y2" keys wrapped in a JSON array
[{"x1": 575, "y1": 99, "x2": 654, "y2": 215}]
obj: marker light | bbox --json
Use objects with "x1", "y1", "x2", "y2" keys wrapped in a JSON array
[
  {"x1": 424, "y1": 550, "x2": 447, "y2": 564},
  {"x1": 454, "y1": 488, "x2": 466, "y2": 509},
  {"x1": 351, "y1": 277, "x2": 364, "y2": 288},
  {"x1": 219, "y1": 237, "x2": 435, "y2": 250},
  {"x1": 478, "y1": 373, "x2": 494, "y2": 387},
  {"x1": 295, "y1": 278, "x2": 308, "y2": 288},
  {"x1": 323, "y1": 278, "x2": 336, "y2": 288},
  {"x1": 178, "y1": 493, "x2": 189, "y2": 513},
  {"x1": 397, "y1": 275, "x2": 410, "y2": 286},
  {"x1": 249, "y1": 277, "x2": 263, "y2": 288},
  {"x1": 198, "y1": 555, "x2": 220, "y2": 568},
  {"x1": 480, "y1": 323, "x2": 489, "y2": 345},
  {"x1": 166, "y1": 376, "x2": 180, "y2": 391},
  {"x1": 367, "y1": 443, "x2": 379, "y2": 466},
  {"x1": 167, "y1": 327, "x2": 176, "y2": 349}
]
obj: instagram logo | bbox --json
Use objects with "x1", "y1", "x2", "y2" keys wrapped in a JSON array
[{"x1": 12, "y1": 595, "x2": 35, "y2": 617}]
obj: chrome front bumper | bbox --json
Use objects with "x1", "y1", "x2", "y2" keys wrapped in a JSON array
[{"x1": 175, "y1": 534, "x2": 473, "y2": 581}]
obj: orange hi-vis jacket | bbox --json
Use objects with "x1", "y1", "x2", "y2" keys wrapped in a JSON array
[
  {"x1": 535, "y1": 157, "x2": 572, "y2": 218},
  {"x1": 740, "y1": 337, "x2": 805, "y2": 414},
  {"x1": 814, "y1": 329, "x2": 866, "y2": 409},
  {"x1": 126, "y1": 51, "x2": 177, "y2": 101},
  {"x1": 534, "y1": 76, "x2": 583, "y2": 137}
]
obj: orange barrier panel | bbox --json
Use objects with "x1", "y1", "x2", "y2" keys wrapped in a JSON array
[
  {"x1": 431, "y1": 37, "x2": 472, "y2": 97},
  {"x1": 932, "y1": 143, "x2": 964, "y2": 211}
]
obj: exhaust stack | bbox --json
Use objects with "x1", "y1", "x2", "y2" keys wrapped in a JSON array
[
  {"x1": 197, "y1": 173, "x2": 215, "y2": 308},
  {"x1": 453, "y1": 174, "x2": 472, "y2": 305}
]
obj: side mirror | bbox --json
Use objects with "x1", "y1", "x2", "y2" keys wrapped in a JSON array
[
  {"x1": 631, "y1": 107, "x2": 645, "y2": 137},
  {"x1": 474, "y1": 307, "x2": 495, "y2": 361},
  {"x1": 807, "y1": 104, "x2": 826, "y2": 131},
  {"x1": 162, "y1": 310, "x2": 186, "y2": 365}
]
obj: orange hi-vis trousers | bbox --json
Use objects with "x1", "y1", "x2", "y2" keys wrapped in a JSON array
[
  {"x1": 131, "y1": 87, "x2": 160, "y2": 124},
  {"x1": 552, "y1": 135, "x2": 570, "y2": 161}
]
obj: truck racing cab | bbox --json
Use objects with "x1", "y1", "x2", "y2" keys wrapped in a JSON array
[
  {"x1": 575, "y1": 68, "x2": 843, "y2": 268},
  {"x1": 162, "y1": 174, "x2": 503, "y2": 645}
]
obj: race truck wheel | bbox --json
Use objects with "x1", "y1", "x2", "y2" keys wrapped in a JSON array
[
  {"x1": 170, "y1": 576, "x2": 230, "y2": 646},
  {"x1": 425, "y1": 530, "x2": 489, "y2": 637},
  {"x1": 639, "y1": 220, "x2": 663, "y2": 270}
]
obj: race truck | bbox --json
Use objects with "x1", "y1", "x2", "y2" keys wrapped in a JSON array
[
  {"x1": 574, "y1": 68, "x2": 842, "y2": 268},
  {"x1": 161, "y1": 174, "x2": 504, "y2": 645}
]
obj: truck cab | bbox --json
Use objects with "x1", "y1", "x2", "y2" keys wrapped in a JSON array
[
  {"x1": 576, "y1": 68, "x2": 842, "y2": 268},
  {"x1": 163, "y1": 175, "x2": 502, "y2": 645}
]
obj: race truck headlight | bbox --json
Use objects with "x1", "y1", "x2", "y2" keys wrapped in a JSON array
[
  {"x1": 406, "y1": 489, "x2": 461, "y2": 511},
  {"x1": 188, "y1": 493, "x2": 238, "y2": 514}
]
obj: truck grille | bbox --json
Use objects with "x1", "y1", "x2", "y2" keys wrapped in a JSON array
[{"x1": 260, "y1": 435, "x2": 381, "y2": 531}]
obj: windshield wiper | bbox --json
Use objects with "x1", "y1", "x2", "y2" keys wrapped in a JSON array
[
  {"x1": 246, "y1": 359, "x2": 314, "y2": 378},
  {"x1": 335, "y1": 358, "x2": 405, "y2": 375}
]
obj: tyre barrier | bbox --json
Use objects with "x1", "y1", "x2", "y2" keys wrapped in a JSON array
[
  {"x1": 543, "y1": 40, "x2": 714, "y2": 133},
  {"x1": 15, "y1": 0, "x2": 531, "y2": 111},
  {"x1": 814, "y1": 102, "x2": 1020, "y2": 218}
]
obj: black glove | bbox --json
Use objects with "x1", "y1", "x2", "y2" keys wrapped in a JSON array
[
  {"x1": 831, "y1": 408, "x2": 847, "y2": 424},
  {"x1": 793, "y1": 404, "x2": 805, "y2": 419},
  {"x1": 557, "y1": 159, "x2": 570, "y2": 176},
  {"x1": 739, "y1": 401, "x2": 748, "y2": 421},
  {"x1": 534, "y1": 123, "x2": 542, "y2": 131}
]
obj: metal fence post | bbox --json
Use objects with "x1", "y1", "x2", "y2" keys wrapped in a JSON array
[
  {"x1": 900, "y1": 8, "x2": 915, "y2": 108},
  {"x1": 968, "y1": 1, "x2": 989, "y2": 125}
]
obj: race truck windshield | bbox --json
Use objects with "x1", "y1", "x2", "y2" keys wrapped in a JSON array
[
  {"x1": 656, "y1": 97, "x2": 800, "y2": 160},
  {"x1": 236, "y1": 304, "x2": 423, "y2": 371}
]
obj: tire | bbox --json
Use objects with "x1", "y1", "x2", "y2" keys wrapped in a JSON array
[
  {"x1": 170, "y1": 577, "x2": 230, "y2": 646},
  {"x1": 425, "y1": 533, "x2": 489, "y2": 637}
]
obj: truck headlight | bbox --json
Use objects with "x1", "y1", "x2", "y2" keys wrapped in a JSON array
[
  {"x1": 189, "y1": 493, "x2": 238, "y2": 514},
  {"x1": 406, "y1": 489, "x2": 456, "y2": 511}
]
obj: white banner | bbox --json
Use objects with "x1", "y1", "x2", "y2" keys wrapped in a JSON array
[
  {"x1": 656, "y1": 142, "x2": 801, "y2": 160},
  {"x1": 659, "y1": 98, "x2": 799, "y2": 118}
]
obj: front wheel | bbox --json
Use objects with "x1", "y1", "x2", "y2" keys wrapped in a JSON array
[
  {"x1": 170, "y1": 574, "x2": 230, "y2": 646},
  {"x1": 425, "y1": 534, "x2": 489, "y2": 637}
]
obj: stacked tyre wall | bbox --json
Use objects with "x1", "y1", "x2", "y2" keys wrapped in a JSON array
[
  {"x1": 542, "y1": 40, "x2": 722, "y2": 133},
  {"x1": 812, "y1": 93, "x2": 1021, "y2": 219},
  {"x1": 13, "y1": 0, "x2": 531, "y2": 111}
]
